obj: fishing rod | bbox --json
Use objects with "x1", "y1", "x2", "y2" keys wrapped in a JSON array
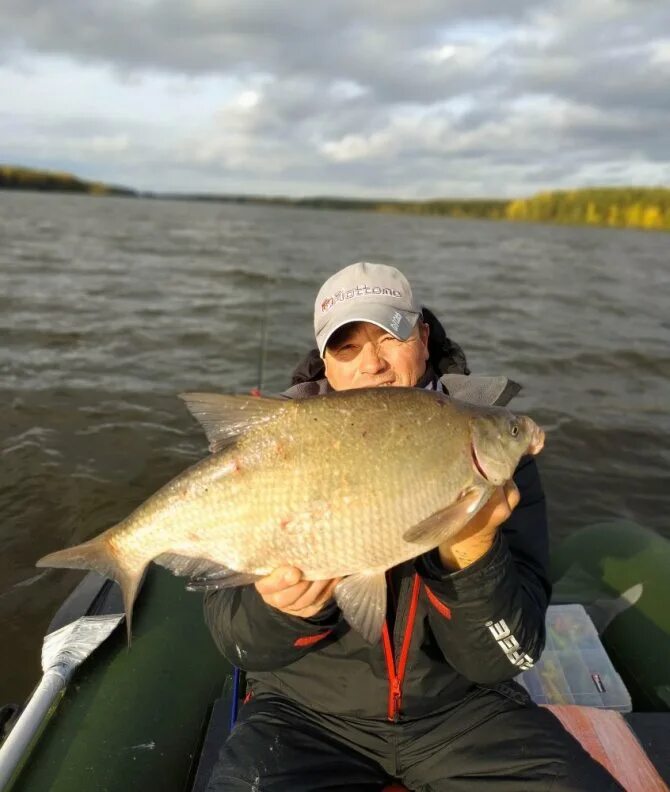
[
  {"x1": 249, "y1": 275, "x2": 271, "y2": 397},
  {"x1": 231, "y1": 273, "x2": 273, "y2": 727}
]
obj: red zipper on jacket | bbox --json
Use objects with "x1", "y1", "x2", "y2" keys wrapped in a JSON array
[{"x1": 381, "y1": 573, "x2": 421, "y2": 721}]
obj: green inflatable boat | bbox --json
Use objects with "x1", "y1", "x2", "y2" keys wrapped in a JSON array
[{"x1": 1, "y1": 520, "x2": 668, "y2": 790}]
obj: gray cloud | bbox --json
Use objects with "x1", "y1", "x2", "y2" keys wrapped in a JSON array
[
  {"x1": 2, "y1": 0, "x2": 669, "y2": 196},
  {"x1": 1, "y1": 1, "x2": 534, "y2": 75}
]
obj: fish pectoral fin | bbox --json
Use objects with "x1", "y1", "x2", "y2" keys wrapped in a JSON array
[
  {"x1": 335, "y1": 571, "x2": 387, "y2": 644},
  {"x1": 179, "y1": 392, "x2": 285, "y2": 453},
  {"x1": 402, "y1": 487, "x2": 488, "y2": 545},
  {"x1": 153, "y1": 552, "x2": 259, "y2": 589}
]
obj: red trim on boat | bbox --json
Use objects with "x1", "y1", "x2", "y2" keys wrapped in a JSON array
[
  {"x1": 424, "y1": 584, "x2": 452, "y2": 620},
  {"x1": 293, "y1": 629, "x2": 333, "y2": 648}
]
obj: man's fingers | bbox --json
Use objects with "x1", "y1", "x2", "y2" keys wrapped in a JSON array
[
  {"x1": 323, "y1": 578, "x2": 341, "y2": 601},
  {"x1": 473, "y1": 483, "x2": 518, "y2": 532},
  {"x1": 255, "y1": 569, "x2": 342, "y2": 616},
  {"x1": 285, "y1": 578, "x2": 341, "y2": 613},
  {"x1": 286, "y1": 580, "x2": 330, "y2": 612},
  {"x1": 269, "y1": 580, "x2": 313, "y2": 610},
  {"x1": 483, "y1": 481, "x2": 519, "y2": 527},
  {"x1": 255, "y1": 566, "x2": 302, "y2": 597},
  {"x1": 503, "y1": 480, "x2": 520, "y2": 510}
]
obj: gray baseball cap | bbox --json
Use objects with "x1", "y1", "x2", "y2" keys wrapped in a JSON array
[{"x1": 314, "y1": 262, "x2": 421, "y2": 355}]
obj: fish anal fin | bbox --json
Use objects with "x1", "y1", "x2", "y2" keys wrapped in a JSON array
[
  {"x1": 403, "y1": 487, "x2": 489, "y2": 545},
  {"x1": 179, "y1": 392, "x2": 285, "y2": 453},
  {"x1": 186, "y1": 569, "x2": 261, "y2": 591},
  {"x1": 36, "y1": 531, "x2": 146, "y2": 646},
  {"x1": 153, "y1": 552, "x2": 260, "y2": 591},
  {"x1": 335, "y1": 571, "x2": 387, "y2": 644}
]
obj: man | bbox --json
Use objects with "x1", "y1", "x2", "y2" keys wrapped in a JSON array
[{"x1": 203, "y1": 262, "x2": 621, "y2": 791}]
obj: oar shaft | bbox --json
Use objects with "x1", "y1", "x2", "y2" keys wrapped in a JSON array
[{"x1": 0, "y1": 669, "x2": 68, "y2": 790}]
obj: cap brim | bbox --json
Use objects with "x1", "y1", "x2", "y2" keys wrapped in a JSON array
[{"x1": 317, "y1": 304, "x2": 420, "y2": 356}]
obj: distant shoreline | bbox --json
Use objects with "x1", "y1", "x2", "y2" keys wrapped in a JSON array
[{"x1": 2, "y1": 164, "x2": 669, "y2": 232}]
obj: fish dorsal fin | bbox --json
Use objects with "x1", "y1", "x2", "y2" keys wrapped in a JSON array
[{"x1": 179, "y1": 392, "x2": 285, "y2": 452}]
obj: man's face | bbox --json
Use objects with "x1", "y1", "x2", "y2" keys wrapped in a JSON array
[{"x1": 323, "y1": 321, "x2": 430, "y2": 391}]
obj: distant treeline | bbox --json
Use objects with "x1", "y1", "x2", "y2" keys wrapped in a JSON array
[
  {"x1": 297, "y1": 197, "x2": 510, "y2": 221},
  {"x1": 505, "y1": 188, "x2": 670, "y2": 231},
  {"x1": 132, "y1": 186, "x2": 670, "y2": 232},
  {"x1": 2, "y1": 164, "x2": 669, "y2": 231},
  {"x1": 0, "y1": 165, "x2": 135, "y2": 197}
]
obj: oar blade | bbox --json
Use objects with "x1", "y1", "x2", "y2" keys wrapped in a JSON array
[{"x1": 41, "y1": 614, "x2": 124, "y2": 673}]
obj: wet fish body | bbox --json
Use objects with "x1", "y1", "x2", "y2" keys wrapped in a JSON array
[{"x1": 37, "y1": 388, "x2": 544, "y2": 642}]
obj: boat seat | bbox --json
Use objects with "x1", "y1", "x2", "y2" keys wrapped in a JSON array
[{"x1": 546, "y1": 705, "x2": 668, "y2": 791}]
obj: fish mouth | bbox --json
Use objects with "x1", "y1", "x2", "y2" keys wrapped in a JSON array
[
  {"x1": 528, "y1": 423, "x2": 545, "y2": 455},
  {"x1": 470, "y1": 440, "x2": 489, "y2": 481}
]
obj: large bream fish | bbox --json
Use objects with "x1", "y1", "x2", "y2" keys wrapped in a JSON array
[{"x1": 37, "y1": 388, "x2": 544, "y2": 642}]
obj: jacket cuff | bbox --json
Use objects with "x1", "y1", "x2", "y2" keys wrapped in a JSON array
[
  {"x1": 302, "y1": 601, "x2": 341, "y2": 627},
  {"x1": 415, "y1": 532, "x2": 510, "y2": 604}
]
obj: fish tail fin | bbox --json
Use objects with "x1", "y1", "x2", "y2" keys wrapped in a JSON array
[{"x1": 37, "y1": 530, "x2": 145, "y2": 646}]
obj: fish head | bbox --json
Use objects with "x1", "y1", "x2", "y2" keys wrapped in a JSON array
[{"x1": 470, "y1": 410, "x2": 545, "y2": 486}]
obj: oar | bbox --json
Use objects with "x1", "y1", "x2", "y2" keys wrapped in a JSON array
[{"x1": 0, "y1": 573, "x2": 125, "y2": 790}]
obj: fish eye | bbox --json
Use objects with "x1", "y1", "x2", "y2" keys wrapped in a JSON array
[{"x1": 509, "y1": 422, "x2": 519, "y2": 437}]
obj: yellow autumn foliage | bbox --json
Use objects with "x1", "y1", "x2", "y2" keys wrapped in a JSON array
[{"x1": 504, "y1": 188, "x2": 670, "y2": 231}]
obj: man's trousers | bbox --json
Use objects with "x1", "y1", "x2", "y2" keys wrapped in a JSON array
[{"x1": 205, "y1": 684, "x2": 623, "y2": 791}]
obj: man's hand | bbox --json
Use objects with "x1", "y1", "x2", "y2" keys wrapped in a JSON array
[
  {"x1": 438, "y1": 480, "x2": 520, "y2": 571},
  {"x1": 255, "y1": 567, "x2": 342, "y2": 618}
]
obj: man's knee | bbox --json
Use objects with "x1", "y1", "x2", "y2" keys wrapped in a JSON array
[
  {"x1": 401, "y1": 691, "x2": 624, "y2": 790},
  {"x1": 205, "y1": 698, "x2": 391, "y2": 792}
]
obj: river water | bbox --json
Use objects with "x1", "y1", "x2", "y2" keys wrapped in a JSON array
[{"x1": 1, "y1": 191, "x2": 668, "y2": 705}]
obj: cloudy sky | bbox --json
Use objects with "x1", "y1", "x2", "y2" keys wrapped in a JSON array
[{"x1": 2, "y1": 0, "x2": 669, "y2": 198}]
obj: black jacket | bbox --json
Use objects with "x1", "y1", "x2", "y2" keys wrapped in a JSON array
[{"x1": 203, "y1": 369, "x2": 550, "y2": 722}]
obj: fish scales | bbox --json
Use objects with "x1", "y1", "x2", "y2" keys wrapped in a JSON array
[{"x1": 215, "y1": 389, "x2": 463, "y2": 577}]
